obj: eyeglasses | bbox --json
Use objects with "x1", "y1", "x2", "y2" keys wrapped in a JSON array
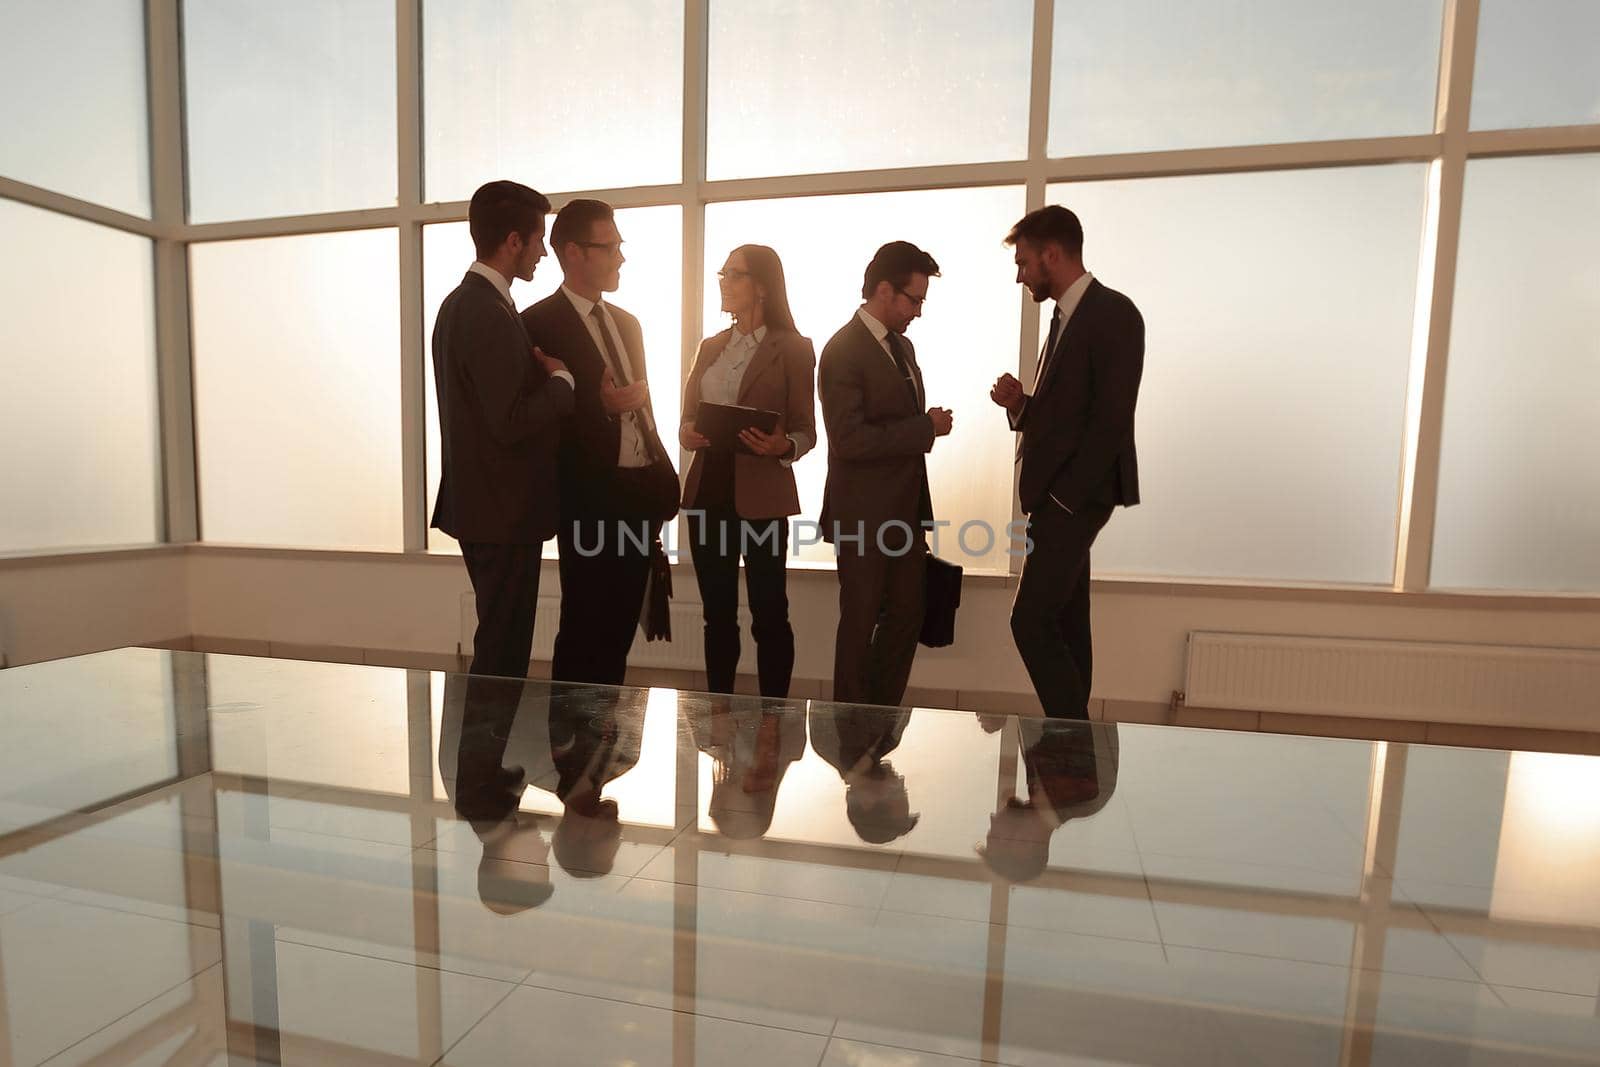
[
  {"x1": 577, "y1": 241, "x2": 623, "y2": 256},
  {"x1": 717, "y1": 268, "x2": 752, "y2": 282},
  {"x1": 896, "y1": 287, "x2": 927, "y2": 309}
]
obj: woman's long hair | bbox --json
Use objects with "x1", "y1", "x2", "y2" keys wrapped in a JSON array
[{"x1": 732, "y1": 243, "x2": 797, "y2": 335}]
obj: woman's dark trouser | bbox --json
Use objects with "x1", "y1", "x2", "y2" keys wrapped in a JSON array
[{"x1": 689, "y1": 508, "x2": 794, "y2": 697}]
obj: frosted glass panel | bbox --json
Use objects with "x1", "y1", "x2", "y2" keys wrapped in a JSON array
[
  {"x1": 0, "y1": 1, "x2": 151, "y2": 216},
  {"x1": 0, "y1": 200, "x2": 160, "y2": 552},
  {"x1": 704, "y1": 186, "x2": 1024, "y2": 571},
  {"x1": 192, "y1": 230, "x2": 402, "y2": 549},
  {"x1": 183, "y1": 0, "x2": 396, "y2": 222},
  {"x1": 423, "y1": 207, "x2": 683, "y2": 553},
  {"x1": 1432, "y1": 155, "x2": 1600, "y2": 593},
  {"x1": 1049, "y1": 0, "x2": 1443, "y2": 156},
  {"x1": 1051, "y1": 166, "x2": 1427, "y2": 583},
  {"x1": 1473, "y1": 0, "x2": 1600, "y2": 130},
  {"x1": 423, "y1": 0, "x2": 682, "y2": 202},
  {"x1": 706, "y1": 0, "x2": 1031, "y2": 181}
]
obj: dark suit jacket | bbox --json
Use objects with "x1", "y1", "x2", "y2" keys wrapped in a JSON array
[
  {"x1": 431, "y1": 271, "x2": 574, "y2": 544},
  {"x1": 681, "y1": 327, "x2": 817, "y2": 519},
  {"x1": 521, "y1": 290, "x2": 678, "y2": 523},
  {"x1": 1015, "y1": 279, "x2": 1144, "y2": 516},
  {"x1": 818, "y1": 314, "x2": 934, "y2": 544}
]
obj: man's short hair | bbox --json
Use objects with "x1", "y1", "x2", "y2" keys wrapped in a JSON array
[
  {"x1": 549, "y1": 198, "x2": 616, "y2": 260},
  {"x1": 861, "y1": 240, "x2": 941, "y2": 300},
  {"x1": 467, "y1": 180, "x2": 551, "y2": 260},
  {"x1": 1005, "y1": 205, "x2": 1084, "y2": 258}
]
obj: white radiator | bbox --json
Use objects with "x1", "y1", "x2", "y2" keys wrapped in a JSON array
[
  {"x1": 461, "y1": 593, "x2": 708, "y2": 670},
  {"x1": 1184, "y1": 632, "x2": 1600, "y2": 731}
]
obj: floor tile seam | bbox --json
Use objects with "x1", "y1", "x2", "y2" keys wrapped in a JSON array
[
  {"x1": 426, "y1": 967, "x2": 528, "y2": 1067},
  {"x1": 1134, "y1": 846, "x2": 1368, "y2": 882},
  {"x1": 31, "y1": 892, "x2": 228, "y2": 940},
  {"x1": 624, "y1": 869, "x2": 890, "y2": 913},
  {"x1": 52, "y1": 890, "x2": 223, "y2": 933},
  {"x1": 515, "y1": 974, "x2": 841, "y2": 1040},
  {"x1": 34, "y1": 960, "x2": 224, "y2": 1067},
  {"x1": 872, "y1": 903, "x2": 1169, "y2": 950},
  {"x1": 271, "y1": 929, "x2": 533, "y2": 987},
  {"x1": 1163, "y1": 939, "x2": 1501, "y2": 987},
  {"x1": 238, "y1": 822, "x2": 422, "y2": 854},
  {"x1": 1407, "y1": 899, "x2": 1506, "y2": 992}
]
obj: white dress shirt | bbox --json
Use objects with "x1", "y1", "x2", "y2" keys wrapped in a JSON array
[
  {"x1": 562, "y1": 285, "x2": 650, "y2": 469},
  {"x1": 466, "y1": 262, "x2": 574, "y2": 390},
  {"x1": 699, "y1": 325, "x2": 767, "y2": 406}
]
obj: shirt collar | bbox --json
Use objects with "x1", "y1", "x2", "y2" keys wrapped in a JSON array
[
  {"x1": 856, "y1": 306, "x2": 890, "y2": 343},
  {"x1": 561, "y1": 284, "x2": 602, "y2": 320},
  {"x1": 1054, "y1": 271, "x2": 1095, "y2": 321},
  {"x1": 729, "y1": 324, "x2": 767, "y2": 351},
  {"x1": 468, "y1": 262, "x2": 515, "y2": 309}
]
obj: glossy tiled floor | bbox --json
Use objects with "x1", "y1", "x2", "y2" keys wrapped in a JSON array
[{"x1": 1, "y1": 649, "x2": 1597, "y2": 1066}]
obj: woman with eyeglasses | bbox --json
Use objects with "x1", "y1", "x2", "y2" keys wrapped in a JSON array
[{"x1": 679, "y1": 245, "x2": 816, "y2": 697}]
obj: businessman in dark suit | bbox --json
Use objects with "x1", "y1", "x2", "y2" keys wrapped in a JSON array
[
  {"x1": 520, "y1": 199, "x2": 678, "y2": 685},
  {"x1": 992, "y1": 206, "x2": 1143, "y2": 719},
  {"x1": 432, "y1": 180, "x2": 574, "y2": 680},
  {"x1": 819, "y1": 241, "x2": 954, "y2": 706}
]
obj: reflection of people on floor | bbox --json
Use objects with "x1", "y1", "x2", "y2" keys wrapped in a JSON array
[
  {"x1": 439, "y1": 673, "x2": 555, "y2": 913},
  {"x1": 980, "y1": 718, "x2": 1120, "y2": 883},
  {"x1": 691, "y1": 697, "x2": 807, "y2": 839},
  {"x1": 809, "y1": 706, "x2": 921, "y2": 845},
  {"x1": 548, "y1": 685, "x2": 645, "y2": 876}
]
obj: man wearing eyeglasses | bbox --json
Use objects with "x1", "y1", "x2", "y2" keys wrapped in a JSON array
[
  {"x1": 521, "y1": 199, "x2": 679, "y2": 685},
  {"x1": 819, "y1": 241, "x2": 954, "y2": 706}
]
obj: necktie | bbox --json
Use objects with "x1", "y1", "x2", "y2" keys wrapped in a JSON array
[
  {"x1": 1033, "y1": 305, "x2": 1062, "y2": 391},
  {"x1": 591, "y1": 303, "x2": 660, "y2": 462},
  {"x1": 884, "y1": 331, "x2": 921, "y2": 407}
]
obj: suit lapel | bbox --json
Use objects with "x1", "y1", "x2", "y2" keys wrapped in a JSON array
[
  {"x1": 1036, "y1": 280, "x2": 1099, "y2": 399},
  {"x1": 848, "y1": 316, "x2": 919, "y2": 414},
  {"x1": 550, "y1": 291, "x2": 608, "y2": 377},
  {"x1": 735, "y1": 333, "x2": 783, "y2": 405}
]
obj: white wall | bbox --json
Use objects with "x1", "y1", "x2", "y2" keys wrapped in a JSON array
[
  {"x1": 6, "y1": 547, "x2": 1598, "y2": 717},
  {"x1": 0, "y1": 548, "x2": 189, "y2": 667},
  {"x1": 183, "y1": 548, "x2": 1600, "y2": 706}
]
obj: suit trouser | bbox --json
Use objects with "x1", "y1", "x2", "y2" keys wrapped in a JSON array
[
  {"x1": 833, "y1": 535, "x2": 926, "y2": 707},
  {"x1": 460, "y1": 541, "x2": 544, "y2": 678},
  {"x1": 688, "y1": 509, "x2": 794, "y2": 697},
  {"x1": 553, "y1": 514, "x2": 657, "y2": 686},
  {"x1": 1011, "y1": 500, "x2": 1113, "y2": 719}
]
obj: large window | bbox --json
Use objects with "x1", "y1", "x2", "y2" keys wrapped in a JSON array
[
  {"x1": 704, "y1": 187, "x2": 1023, "y2": 570},
  {"x1": 0, "y1": 0, "x2": 151, "y2": 217},
  {"x1": 191, "y1": 230, "x2": 403, "y2": 550},
  {"x1": 707, "y1": 0, "x2": 1032, "y2": 181},
  {"x1": 0, "y1": 201, "x2": 160, "y2": 553},
  {"x1": 1472, "y1": 0, "x2": 1600, "y2": 131},
  {"x1": 6, "y1": 1, "x2": 1597, "y2": 597},
  {"x1": 1430, "y1": 154, "x2": 1600, "y2": 593},
  {"x1": 422, "y1": 208, "x2": 683, "y2": 554},
  {"x1": 182, "y1": 0, "x2": 397, "y2": 222},
  {"x1": 423, "y1": 1, "x2": 684, "y2": 202},
  {"x1": 1049, "y1": 0, "x2": 1444, "y2": 157},
  {"x1": 1055, "y1": 165, "x2": 1429, "y2": 584}
]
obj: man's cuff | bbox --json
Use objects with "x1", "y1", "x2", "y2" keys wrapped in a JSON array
[
  {"x1": 778, "y1": 434, "x2": 801, "y2": 468},
  {"x1": 550, "y1": 370, "x2": 575, "y2": 390}
]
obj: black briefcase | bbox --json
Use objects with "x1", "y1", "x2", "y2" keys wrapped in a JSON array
[{"x1": 919, "y1": 552, "x2": 963, "y2": 648}]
